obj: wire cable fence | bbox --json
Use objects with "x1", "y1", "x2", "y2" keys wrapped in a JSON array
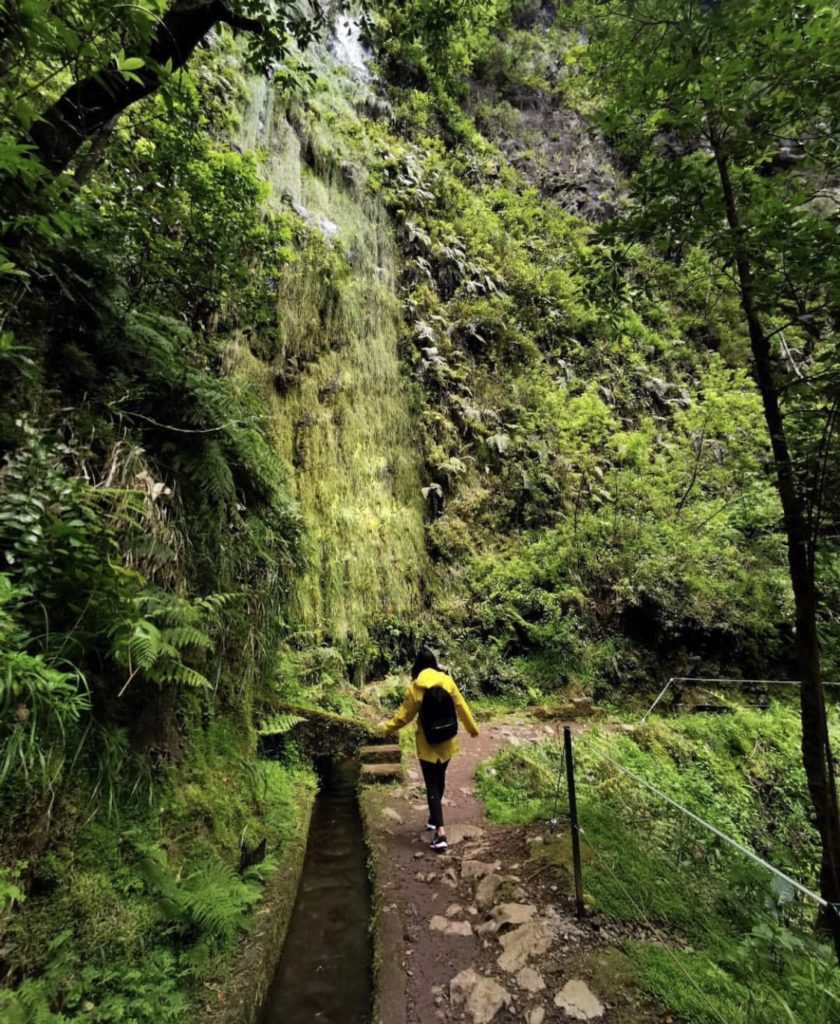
[
  {"x1": 512, "y1": 717, "x2": 840, "y2": 1024},
  {"x1": 641, "y1": 676, "x2": 840, "y2": 723}
]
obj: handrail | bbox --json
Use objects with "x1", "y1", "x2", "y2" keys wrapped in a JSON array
[
  {"x1": 641, "y1": 675, "x2": 840, "y2": 723},
  {"x1": 580, "y1": 733, "x2": 829, "y2": 910}
]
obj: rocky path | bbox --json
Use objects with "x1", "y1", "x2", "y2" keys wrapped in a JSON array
[{"x1": 363, "y1": 717, "x2": 664, "y2": 1024}]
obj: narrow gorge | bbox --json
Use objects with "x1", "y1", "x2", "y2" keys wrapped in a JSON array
[{"x1": 2, "y1": 2, "x2": 840, "y2": 1023}]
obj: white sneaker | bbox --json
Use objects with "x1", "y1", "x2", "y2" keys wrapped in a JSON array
[{"x1": 430, "y1": 835, "x2": 448, "y2": 852}]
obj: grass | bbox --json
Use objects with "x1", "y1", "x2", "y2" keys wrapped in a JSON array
[{"x1": 476, "y1": 702, "x2": 840, "y2": 1023}]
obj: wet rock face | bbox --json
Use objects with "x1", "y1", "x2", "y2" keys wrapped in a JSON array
[
  {"x1": 475, "y1": 90, "x2": 622, "y2": 222},
  {"x1": 466, "y1": 5, "x2": 623, "y2": 223},
  {"x1": 512, "y1": 0, "x2": 558, "y2": 31}
]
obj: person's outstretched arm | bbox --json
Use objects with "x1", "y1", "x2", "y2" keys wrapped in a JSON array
[
  {"x1": 382, "y1": 686, "x2": 419, "y2": 734},
  {"x1": 453, "y1": 686, "x2": 479, "y2": 737}
]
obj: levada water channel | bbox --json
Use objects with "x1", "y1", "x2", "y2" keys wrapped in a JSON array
[{"x1": 258, "y1": 758, "x2": 372, "y2": 1024}]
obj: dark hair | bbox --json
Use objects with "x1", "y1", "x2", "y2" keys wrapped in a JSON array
[{"x1": 411, "y1": 646, "x2": 438, "y2": 679}]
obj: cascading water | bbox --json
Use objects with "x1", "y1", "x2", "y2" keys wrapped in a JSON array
[
  {"x1": 328, "y1": 9, "x2": 373, "y2": 80},
  {"x1": 229, "y1": 11, "x2": 425, "y2": 651}
]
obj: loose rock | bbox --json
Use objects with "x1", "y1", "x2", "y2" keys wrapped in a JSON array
[
  {"x1": 450, "y1": 968, "x2": 511, "y2": 1024},
  {"x1": 430, "y1": 915, "x2": 473, "y2": 937},
  {"x1": 497, "y1": 919, "x2": 557, "y2": 972},
  {"x1": 475, "y1": 873, "x2": 504, "y2": 908},
  {"x1": 516, "y1": 966, "x2": 545, "y2": 993},
  {"x1": 490, "y1": 903, "x2": 537, "y2": 930},
  {"x1": 447, "y1": 823, "x2": 485, "y2": 846},
  {"x1": 553, "y1": 980, "x2": 605, "y2": 1021},
  {"x1": 461, "y1": 859, "x2": 501, "y2": 881}
]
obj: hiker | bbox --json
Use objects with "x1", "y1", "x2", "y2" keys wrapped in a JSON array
[{"x1": 380, "y1": 647, "x2": 479, "y2": 852}]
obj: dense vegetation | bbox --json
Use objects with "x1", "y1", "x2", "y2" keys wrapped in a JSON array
[{"x1": 1, "y1": 0, "x2": 839, "y2": 1019}]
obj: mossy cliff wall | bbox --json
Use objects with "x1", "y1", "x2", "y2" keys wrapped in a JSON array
[{"x1": 229, "y1": 57, "x2": 426, "y2": 669}]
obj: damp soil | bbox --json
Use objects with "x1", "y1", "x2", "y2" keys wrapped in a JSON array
[
  {"x1": 365, "y1": 716, "x2": 665, "y2": 1024},
  {"x1": 258, "y1": 757, "x2": 372, "y2": 1024}
]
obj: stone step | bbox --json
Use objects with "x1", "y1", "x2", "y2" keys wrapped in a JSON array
[
  {"x1": 359, "y1": 744, "x2": 402, "y2": 763},
  {"x1": 360, "y1": 762, "x2": 403, "y2": 784},
  {"x1": 364, "y1": 733, "x2": 395, "y2": 746}
]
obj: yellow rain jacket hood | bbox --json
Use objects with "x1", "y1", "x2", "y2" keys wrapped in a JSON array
[{"x1": 384, "y1": 668, "x2": 479, "y2": 763}]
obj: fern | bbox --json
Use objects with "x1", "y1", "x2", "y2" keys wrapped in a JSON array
[
  {"x1": 126, "y1": 619, "x2": 162, "y2": 670},
  {"x1": 160, "y1": 625, "x2": 212, "y2": 651},
  {"x1": 136, "y1": 848, "x2": 261, "y2": 944},
  {"x1": 152, "y1": 662, "x2": 210, "y2": 688},
  {"x1": 257, "y1": 712, "x2": 305, "y2": 736},
  {"x1": 198, "y1": 439, "x2": 237, "y2": 504},
  {"x1": 109, "y1": 589, "x2": 222, "y2": 693}
]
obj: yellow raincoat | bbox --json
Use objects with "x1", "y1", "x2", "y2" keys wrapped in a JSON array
[{"x1": 384, "y1": 668, "x2": 479, "y2": 763}]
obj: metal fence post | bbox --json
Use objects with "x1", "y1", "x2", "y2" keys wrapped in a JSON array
[{"x1": 564, "y1": 725, "x2": 585, "y2": 917}]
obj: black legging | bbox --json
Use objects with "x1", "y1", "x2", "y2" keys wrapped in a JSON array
[{"x1": 420, "y1": 758, "x2": 449, "y2": 829}]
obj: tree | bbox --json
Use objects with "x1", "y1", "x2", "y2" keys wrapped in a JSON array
[
  {"x1": 371, "y1": 0, "x2": 508, "y2": 84},
  {"x1": 568, "y1": 0, "x2": 840, "y2": 953},
  {"x1": 1, "y1": 1, "x2": 324, "y2": 175}
]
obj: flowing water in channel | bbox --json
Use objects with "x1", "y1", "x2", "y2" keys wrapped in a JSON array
[{"x1": 258, "y1": 758, "x2": 372, "y2": 1024}]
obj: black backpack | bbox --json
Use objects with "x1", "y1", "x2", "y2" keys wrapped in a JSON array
[{"x1": 419, "y1": 685, "x2": 458, "y2": 745}]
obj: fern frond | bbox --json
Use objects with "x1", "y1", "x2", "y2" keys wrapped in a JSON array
[
  {"x1": 199, "y1": 440, "x2": 237, "y2": 503},
  {"x1": 194, "y1": 593, "x2": 236, "y2": 613},
  {"x1": 162, "y1": 625, "x2": 212, "y2": 652},
  {"x1": 127, "y1": 620, "x2": 161, "y2": 669},
  {"x1": 257, "y1": 713, "x2": 305, "y2": 736},
  {"x1": 159, "y1": 662, "x2": 211, "y2": 687},
  {"x1": 181, "y1": 857, "x2": 261, "y2": 942}
]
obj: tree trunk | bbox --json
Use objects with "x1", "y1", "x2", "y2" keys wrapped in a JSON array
[
  {"x1": 27, "y1": 1, "x2": 263, "y2": 174},
  {"x1": 711, "y1": 127, "x2": 840, "y2": 957}
]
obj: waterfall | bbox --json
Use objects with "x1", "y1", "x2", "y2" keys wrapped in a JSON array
[
  {"x1": 229, "y1": 27, "x2": 425, "y2": 655},
  {"x1": 327, "y1": 9, "x2": 372, "y2": 81}
]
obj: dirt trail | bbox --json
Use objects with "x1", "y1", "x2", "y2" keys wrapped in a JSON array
[{"x1": 364, "y1": 717, "x2": 664, "y2": 1024}]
